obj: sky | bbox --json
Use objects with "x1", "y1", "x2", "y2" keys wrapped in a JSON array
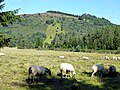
[{"x1": 2, "y1": 0, "x2": 120, "y2": 25}]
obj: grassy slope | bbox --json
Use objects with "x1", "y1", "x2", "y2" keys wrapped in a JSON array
[
  {"x1": 0, "y1": 15, "x2": 48, "y2": 37},
  {"x1": 44, "y1": 23, "x2": 65, "y2": 44},
  {"x1": 0, "y1": 48, "x2": 120, "y2": 90}
]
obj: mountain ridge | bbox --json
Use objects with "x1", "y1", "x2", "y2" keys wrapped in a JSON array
[{"x1": 20, "y1": 10, "x2": 113, "y2": 25}]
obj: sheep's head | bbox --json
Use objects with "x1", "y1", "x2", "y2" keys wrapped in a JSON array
[
  {"x1": 108, "y1": 65, "x2": 117, "y2": 77},
  {"x1": 45, "y1": 68, "x2": 51, "y2": 75},
  {"x1": 109, "y1": 66, "x2": 116, "y2": 73}
]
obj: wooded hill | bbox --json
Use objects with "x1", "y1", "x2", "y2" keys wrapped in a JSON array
[{"x1": 0, "y1": 11, "x2": 120, "y2": 52}]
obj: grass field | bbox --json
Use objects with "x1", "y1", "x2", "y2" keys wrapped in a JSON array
[
  {"x1": 44, "y1": 23, "x2": 65, "y2": 44},
  {"x1": 0, "y1": 47, "x2": 120, "y2": 90}
]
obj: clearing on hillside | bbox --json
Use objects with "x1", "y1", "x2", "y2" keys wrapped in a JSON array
[{"x1": 44, "y1": 23, "x2": 65, "y2": 44}]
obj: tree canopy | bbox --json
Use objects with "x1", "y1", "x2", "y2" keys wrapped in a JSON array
[
  {"x1": 0, "y1": 0, "x2": 20, "y2": 26},
  {"x1": 0, "y1": 0, "x2": 20, "y2": 48}
]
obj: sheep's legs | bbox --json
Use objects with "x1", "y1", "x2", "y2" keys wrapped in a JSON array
[
  {"x1": 66, "y1": 70, "x2": 70, "y2": 78},
  {"x1": 92, "y1": 71, "x2": 103, "y2": 78},
  {"x1": 70, "y1": 71, "x2": 72, "y2": 77},
  {"x1": 31, "y1": 76, "x2": 35, "y2": 83},
  {"x1": 91, "y1": 72, "x2": 96, "y2": 77},
  {"x1": 60, "y1": 70, "x2": 63, "y2": 78},
  {"x1": 99, "y1": 71, "x2": 103, "y2": 78},
  {"x1": 66, "y1": 73, "x2": 69, "y2": 78}
]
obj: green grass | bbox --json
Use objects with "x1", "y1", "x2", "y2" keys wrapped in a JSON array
[
  {"x1": 0, "y1": 47, "x2": 120, "y2": 90},
  {"x1": 44, "y1": 23, "x2": 65, "y2": 44}
]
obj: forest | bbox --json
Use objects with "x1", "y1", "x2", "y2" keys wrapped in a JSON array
[{"x1": 0, "y1": 11, "x2": 120, "y2": 53}]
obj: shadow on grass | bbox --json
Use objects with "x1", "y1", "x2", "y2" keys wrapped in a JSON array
[
  {"x1": 82, "y1": 71, "x2": 120, "y2": 90},
  {"x1": 11, "y1": 72, "x2": 120, "y2": 90},
  {"x1": 11, "y1": 73, "x2": 102, "y2": 90}
]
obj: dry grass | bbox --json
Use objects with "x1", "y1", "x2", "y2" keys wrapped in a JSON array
[{"x1": 0, "y1": 47, "x2": 120, "y2": 90}]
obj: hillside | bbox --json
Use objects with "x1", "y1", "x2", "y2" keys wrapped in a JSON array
[
  {"x1": 0, "y1": 11, "x2": 120, "y2": 51},
  {"x1": 44, "y1": 23, "x2": 65, "y2": 44}
]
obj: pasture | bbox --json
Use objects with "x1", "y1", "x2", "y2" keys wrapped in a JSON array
[{"x1": 0, "y1": 48, "x2": 120, "y2": 90}]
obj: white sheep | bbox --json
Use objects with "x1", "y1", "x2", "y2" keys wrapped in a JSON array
[
  {"x1": 112, "y1": 56, "x2": 117, "y2": 60},
  {"x1": 59, "y1": 56, "x2": 65, "y2": 59},
  {"x1": 117, "y1": 57, "x2": 120, "y2": 60},
  {"x1": 28, "y1": 65, "x2": 51, "y2": 82},
  {"x1": 105, "y1": 56, "x2": 109, "y2": 60},
  {"x1": 83, "y1": 56, "x2": 89, "y2": 60},
  {"x1": 60, "y1": 63, "x2": 76, "y2": 78},
  {"x1": 0, "y1": 53, "x2": 5, "y2": 56},
  {"x1": 91, "y1": 64, "x2": 104, "y2": 77}
]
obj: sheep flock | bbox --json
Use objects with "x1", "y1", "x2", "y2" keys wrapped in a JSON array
[
  {"x1": 27, "y1": 63, "x2": 117, "y2": 84},
  {"x1": 26, "y1": 55, "x2": 119, "y2": 84}
]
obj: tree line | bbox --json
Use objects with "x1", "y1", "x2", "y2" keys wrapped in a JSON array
[
  {"x1": 47, "y1": 10, "x2": 79, "y2": 17},
  {"x1": 7, "y1": 25, "x2": 120, "y2": 53},
  {"x1": 48, "y1": 26, "x2": 120, "y2": 51}
]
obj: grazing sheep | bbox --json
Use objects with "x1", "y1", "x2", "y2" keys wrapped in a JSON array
[
  {"x1": 105, "y1": 56, "x2": 109, "y2": 60},
  {"x1": 83, "y1": 56, "x2": 89, "y2": 60},
  {"x1": 0, "y1": 53, "x2": 5, "y2": 56},
  {"x1": 108, "y1": 65, "x2": 116, "y2": 77},
  {"x1": 60, "y1": 63, "x2": 76, "y2": 78},
  {"x1": 28, "y1": 65, "x2": 51, "y2": 82},
  {"x1": 112, "y1": 56, "x2": 117, "y2": 60},
  {"x1": 117, "y1": 57, "x2": 120, "y2": 60},
  {"x1": 91, "y1": 64, "x2": 104, "y2": 77},
  {"x1": 59, "y1": 56, "x2": 65, "y2": 59}
]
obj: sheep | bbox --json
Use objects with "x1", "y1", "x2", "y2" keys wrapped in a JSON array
[
  {"x1": 0, "y1": 53, "x2": 5, "y2": 56},
  {"x1": 83, "y1": 56, "x2": 89, "y2": 60},
  {"x1": 105, "y1": 56, "x2": 109, "y2": 60},
  {"x1": 28, "y1": 65, "x2": 51, "y2": 82},
  {"x1": 117, "y1": 57, "x2": 120, "y2": 60},
  {"x1": 108, "y1": 65, "x2": 117, "y2": 77},
  {"x1": 112, "y1": 56, "x2": 117, "y2": 60},
  {"x1": 60, "y1": 63, "x2": 76, "y2": 78},
  {"x1": 91, "y1": 64, "x2": 104, "y2": 78},
  {"x1": 59, "y1": 56, "x2": 65, "y2": 59}
]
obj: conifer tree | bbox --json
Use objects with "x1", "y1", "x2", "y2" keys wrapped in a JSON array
[{"x1": 0, "y1": 0, "x2": 20, "y2": 47}]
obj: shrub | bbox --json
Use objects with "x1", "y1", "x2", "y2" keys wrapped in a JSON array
[
  {"x1": 117, "y1": 47, "x2": 120, "y2": 54},
  {"x1": 75, "y1": 45, "x2": 80, "y2": 52}
]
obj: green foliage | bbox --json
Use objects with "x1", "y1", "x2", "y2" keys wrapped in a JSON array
[
  {"x1": 50, "y1": 26, "x2": 120, "y2": 51},
  {"x1": 46, "y1": 19, "x2": 54, "y2": 24},
  {"x1": 0, "y1": 33, "x2": 11, "y2": 48},
  {"x1": 0, "y1": 2, "x2": 20, "y2": 26},
  {"x1": 35, "y1": 37, "x2": 43, "y2": 48},
  {"x1": 117, "y1": 47, "x2": 120, "y2": 54},
  {"x1": 0, "y1": 0, "x2": 5, "y2": 10},
  {"x1": 0, "y1": 11, "x2": 120, "y2": 51},
  {"x1": 0, "y1": 0, "x2": 20, "y2": 48},
  {"x1": 75, "y1": 45, "x2": 81, "y2": 52}
]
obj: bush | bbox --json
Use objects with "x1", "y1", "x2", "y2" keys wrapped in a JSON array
[
  {"x1": 17, "y1": 45, "x2": 25, "y2": 49},
  {"x1": 116, "y1": 47, "x2": 120, "y2": 54},
  {"x1": 75, "y1": 45, "x2": 80, "y2": 52}
]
